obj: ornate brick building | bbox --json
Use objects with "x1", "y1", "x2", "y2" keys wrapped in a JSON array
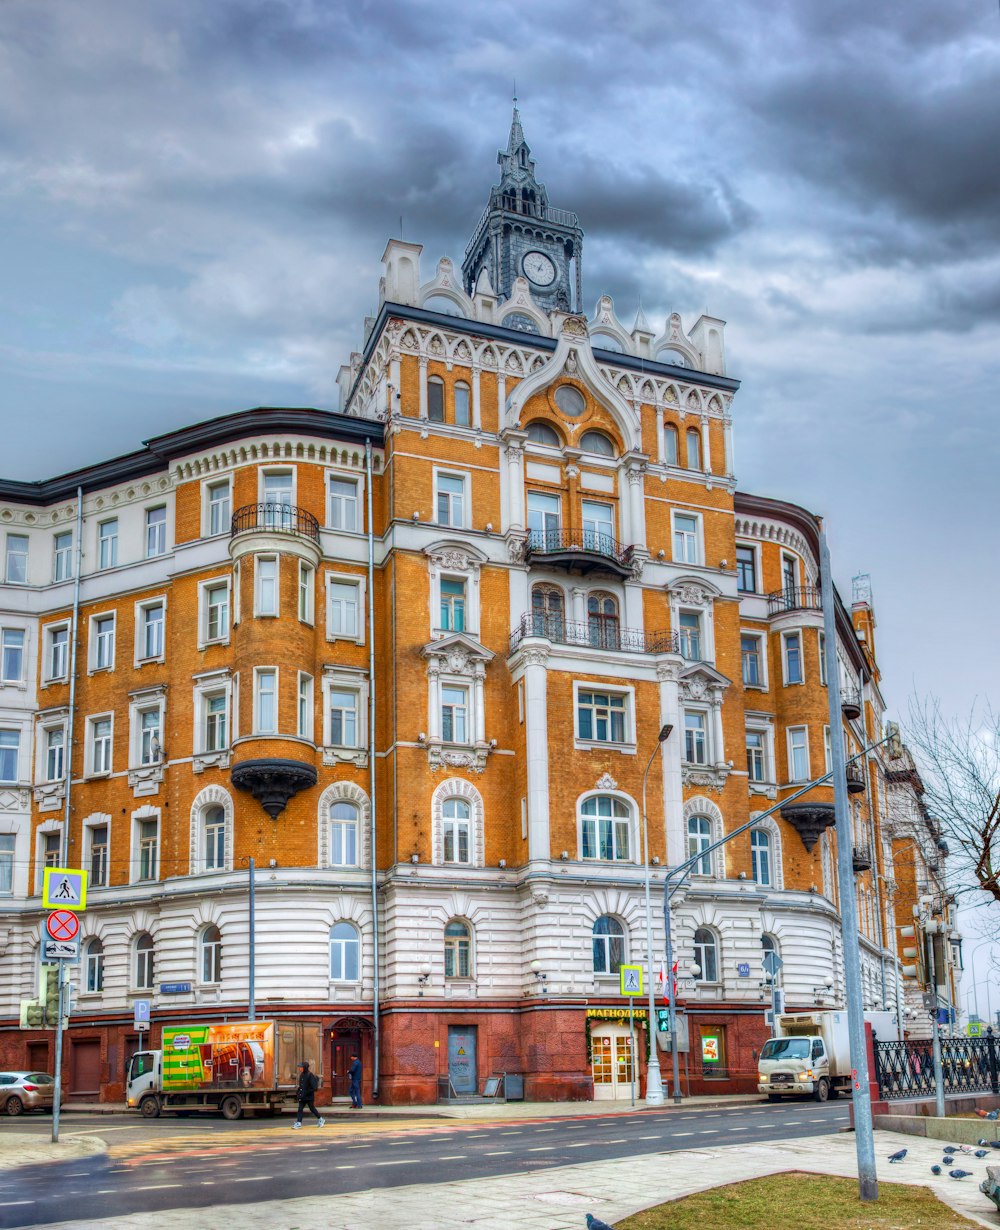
[{"x1": 0, "y1": 109, "x2": 955, "y2": 1103}]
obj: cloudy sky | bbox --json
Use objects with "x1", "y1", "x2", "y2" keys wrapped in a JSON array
[{"x1": 2, "y1": 0, "x2": 999, "y2": 731}]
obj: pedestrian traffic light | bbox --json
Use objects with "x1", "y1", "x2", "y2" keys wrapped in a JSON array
[{"x1": 19, "y1": 964, "x2": 58, "y2": 1029}]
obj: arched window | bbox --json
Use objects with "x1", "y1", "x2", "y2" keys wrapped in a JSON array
[
  {"x1": 85, "y1": 938, "x2": 104, "y2": 993},
  {"x1": 581, "y1": 795, "x2": 631, "y2": 861},
  {"x1": 203, "y1": 805, "x2": 226, "y2": 872},
  {"x1": 751, "y1": 829, "x2": 772, "y2": 886},
  {"x1": 579, "y1": 430, "x2": 615, "y2": 457},
  {"x1": 591, "y1": 332, "x2": 624, "y2": 353},
  {"x1": 686, "y1": 428, "x2": 702, "y2": 471},
  {"x1": 454, "y1": 381, "x2": 471, "y2": 427},
  {"x1": 657, "y1": 347, "x2": 688, "y2": 367},
  {"x1": 444, "y1": 920, "x2": 472, "y2": 978},
  {"x1": 531, "y1": 584, "x2": 565, "y2": 639},
  {"x1": 664, "y1": 423, "x2": 679, "y2": 465},
  {"x1": 693, "y1": 928, "x2": 718, "y2": 982},
  {"x1": 330, "y1": 922, "x2": 360, "y2": 981},
  {"x1": 525, "y1": 420, "x2": 561, "y2": 447},
  {"x1": 442, "y1": 798, "x2": 471, "y2": 864},
  {"x1": 587, "y1": 592, "x2": 619, "y2": 650},
  {"x1": 427, "y1": 375, "x2": 445, "y2": 422},
  {"x1": 688, "y1": 816, "x2": 712, "y2": 875},
  {"x1": 135, "y1": 932, "x2": 154, "y2": 990},
  {"x1": 330, "y1": 801, "x2": 360, "y2": 867},
  {"x1": 200, "y1": 924, "x2": 222, "y2": 984},
  {"x1": 592, "y1": 915, "x2": 625, "y2": 974}
]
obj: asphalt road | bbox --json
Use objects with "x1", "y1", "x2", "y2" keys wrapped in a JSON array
[{"x1": 0, "y1": 1100, "x2": 850, "y2": 1228}]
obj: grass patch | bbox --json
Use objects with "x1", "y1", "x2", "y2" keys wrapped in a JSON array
[{"x1": 616, "y1": 1172, "x2": 981, "y2": 1229}]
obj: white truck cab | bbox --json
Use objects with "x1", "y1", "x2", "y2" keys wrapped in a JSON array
[{"x1": 126, "y1": 1051, "x2": 161, "y2": 1115}]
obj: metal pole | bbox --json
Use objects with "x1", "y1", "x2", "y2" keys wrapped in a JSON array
[
  {"x1": 663, "y1": 898, "x2": 682, "y2": 1104},
  {"x1": 51, "y1": 964, "x2": 66, "y2": 1144},
  {"x1": 926, "y1": 925, "x2": 946, "y2": 1118},
  {"x1": 629, "y1": 1001, "x2": 635, "y2": 1108},
  {"x1": 248, "y1": 857, "x2": 256, "y2": 1021},
  {"x1": 641, "y1": 727, "x2": 669, "y2": 1107},
  {"x1": 820, "y1": 528, "x2": 877, "y2": 1201}
]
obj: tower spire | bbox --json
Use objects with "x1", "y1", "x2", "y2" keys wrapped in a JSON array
[{"x1": 507, "y1": 95, "x2": 525, "y2": 156}]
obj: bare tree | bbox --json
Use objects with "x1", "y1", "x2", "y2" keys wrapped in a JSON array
[{"x1": 905, "y1": 698, "x2": 1000, "y2": 908}]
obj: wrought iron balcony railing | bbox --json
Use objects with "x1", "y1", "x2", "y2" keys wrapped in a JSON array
[
  {"x1": 524, "y1": 528, "x2": 633, "y2": 570},
  {"x1": 231, "y1": 503, "x2": 320, "y2": 543},
  {"x1": 845, "y1": 763, "x2": 866, "y2": 795},
  {"x1": 841, "y1": 689, "x2": 862, "y2": 720},
  {"x1": 509, "y1": 613, "x2": 679, "y2": 657},
  {"x1": 766, "y1": 585, "x2": 823, "y2": 616}
]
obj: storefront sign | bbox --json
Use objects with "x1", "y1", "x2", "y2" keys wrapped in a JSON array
[
  {"x1": 701, "y1": 1035, "x2": 720, "y2": 1064},
  {"x1": 587, "y1": 1008, "x2": 648, "y2": 1021}
]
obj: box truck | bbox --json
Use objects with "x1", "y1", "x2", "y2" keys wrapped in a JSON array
[
  {"x1": 126, "y1": 1019, "x2": 322, "y2": 1119},
  {"x1": 757, "y1": 1009, "x2": 897, "y2": 1102}
]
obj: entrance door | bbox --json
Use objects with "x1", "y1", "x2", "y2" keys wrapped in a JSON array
[
  {"x1": 699, "y1": 1024, "x2": 729, "y2": 1080},
  {"x1": 590, "y1": 1025, "x2": 635, "y2": 1101},
  {"x1": 70, "y1": 1039, "x2": 101, "y2": 1097},
  {"x1": 27, "y1": 1042, "x2": 49, "y2": 1072},
  {"x1": 331, "y1": 1031, "x2": 361, "y2": 1099},
  {"x1": 447, "y1": 1026, "x2": 478, "y2": 1095}
]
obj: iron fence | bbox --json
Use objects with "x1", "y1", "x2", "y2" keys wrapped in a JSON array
[
  {"x1": 508, "y1": 614, "x2": 679, "y2": 657},
  {"x1": 766, "y1": 585, "x2": 823, "y2": 616},
  {"x1": 231, "y1": 503, "x2": 320, "y2": 542},
  {"x1": 524, "y1": 528, "x2": 632, "y2": 569},
  {"x1": 873, "y1": 1032, "x2": 1000, "y2": 1100}
]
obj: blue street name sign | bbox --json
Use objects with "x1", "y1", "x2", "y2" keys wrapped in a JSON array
[{"x1": 159, "y1": 982, "x2": 192, "y2": 995}]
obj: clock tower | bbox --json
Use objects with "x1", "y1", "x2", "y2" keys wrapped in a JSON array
[{"x1": 462, "y1": 103, "x2": 584, "y2": 318}]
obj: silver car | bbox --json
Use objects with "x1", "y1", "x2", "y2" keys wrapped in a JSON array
[{"x1": 0, "y1": 1072, "x2": 56, "y2": 1115}]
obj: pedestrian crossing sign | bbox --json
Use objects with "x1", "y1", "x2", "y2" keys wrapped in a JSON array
[
  {"x1": 620, "y1": 964, "x2": 643, "y2": 996},
  {"x1": 42, "y1": 867, "x2": 88, "y2": 911}
]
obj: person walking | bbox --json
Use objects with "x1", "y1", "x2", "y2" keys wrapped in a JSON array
[
  {"x1": 292, "y1": 1059, "x2": 324, "y2": 1129},
  {"x1": 348, "y1": 1052, "x2": 363, "y2": 1109}
]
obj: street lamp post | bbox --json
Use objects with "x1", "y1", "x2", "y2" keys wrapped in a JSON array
[{"x1": 641, "y1": 723, "x2": 673, "y2": 1107}]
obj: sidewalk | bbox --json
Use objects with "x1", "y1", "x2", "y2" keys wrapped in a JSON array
[
  {"x1": 15, "y1": 1128, "x2": 1000, "y2": 1230},
  {"x1": 0, "y1": 1133, "x2": 105, "y2": 1172},
  {"x1": 57, "y1": 1093, "x2": 761, "y2": 1118}
]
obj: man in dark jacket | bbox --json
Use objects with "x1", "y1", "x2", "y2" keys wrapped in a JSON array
[
  {"x1": 348, "y1": 1053, "x2": 363, "y2": 1109},
  {"x1": 292, "y1": 1060, "x2": 324, "y2": 1129}
]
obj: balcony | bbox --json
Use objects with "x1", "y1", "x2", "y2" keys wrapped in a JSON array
[
  {"x1": 522, "y1": 529, "x2": 635, "y2": 579},
  {"x1": 841, "y1": 690, "x2": 862, "y2": 720},
  {"x1": 509, "y1": 614, "x2": 678, "y2": 657},
  {"x1": 846, "y1": 763, "x2": 866, "y2": 795},
  {"x1": 852, "y1": 846, "x2": 874, "y2": 874},
  {"x1": 766, "y1": 585, "x2": 822, "y2": 617},
  {"x1": 231, "y1": 503, "x2": 320, "y2": 543}
]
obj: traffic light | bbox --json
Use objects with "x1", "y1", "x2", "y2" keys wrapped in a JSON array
[
  {"x1": 19, "y1": 964, "x2": 59, "y2": 1029},
  {"x1": 899, "y1": 925, "x2": 927, "y2": 985}
]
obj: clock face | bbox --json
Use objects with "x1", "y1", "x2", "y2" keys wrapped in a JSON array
[{"x1": 522, "y1": 250, "x2": 556, "y2": 287}]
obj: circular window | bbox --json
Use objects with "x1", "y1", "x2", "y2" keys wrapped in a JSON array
[{"x1": 554, "y1": 385, "x2": 586, "y2": 416}]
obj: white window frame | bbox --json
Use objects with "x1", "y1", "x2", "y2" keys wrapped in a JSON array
[
  {"x1": 740, "y1": 630, "x2": 766, "y2": 689},
  {"x1": 53, "y1": 531, "x2": 74, "y2": 582},
  {"x1": 329, "y1": 922, "x2": 361, "y2": 982},
  {"x1": 144, "y1": 505, "x2": 167, "y2": 559},
  {"x1": 89, "y1": 612, "x2": 116, "y2": 673},
  {"x1": 746, "y1": 728, "x2": 766, "y2": 783},
  {"x1": 44, "y1": 622, "x2": 70, "y2": 683},
  {"x1": 787, "y1": 725, "x2": 810, "y2": 783},
  {"x1": 84, "y1": 938, "x2": 105, "y2": 994},
  {"x1": 135, "y1": 597, "x2": 167, "y2": 665},
  {"x1": 5, "y1": 533, "x2": 29, "y2": 584},
  {"x1": 325, "y1": 572, "x2": 365, "y2": 644},
  {"x1": 426, "y1": 547, "x2": 483, "y2": 640},
  {"x1": 0, "y1": 627, "x2": 26, "y2": 685},
  {"x1": 782, "y1": 630, "x2": 804, "y2": 686},
  {"x1": 97, "y1": 518, "x2": 118, "y2": 570},
  {"x1": 298, "y1": 561, "x2": 315, "y2": 625},
  {"x1": 326, "y1": 470, "x2": 361, "y2": 532},
  {"x1": 824, "y1": 724, "x2": 832, "y2": 773},
  {"x1": 85, "y1": 713, "x2": 114, "y2": 778},
  {"x1": 440, "y1": 682, "x2": 470, "y2": 744},
  {"x1": 434, "y1": 468, "x2": 469, "y2": 529},
  {"x1": 578, "y1": 792, "x2": 637, "y2": 863},
  {"x1": 254, "y1": 555, "x2": 279, "y2": 617},
  {"x1": 258, "y1": 466, "x2": 297, "y2": 507},
  {"x1": 0, "y1": 728, "x2": 21, "y2": 784},
  {"x1": 818, "y1": 631, "x2": 828, "y2": 686},
  {"x1": 203, "y1": 477, "x2": 232, "y2": 538},
  {"x1": 573, "y1": 681, "x2": 635, "y2": 751},
  {"x1": 735, "y1": 542, "x2": 758, "y2": 594},
  {"x1": 692, "y1": 927, "x2": 720, "y2": 983},
  {"x1": 191, "y1": 671, "x2": 232, "y2": 768},
  {"x1": 130, "y1": 807, "x2": 160, "y2": 884},
  {"x1": 683, "y1": 708, "x2": 710, "y2": 765},
  {"x1": 678, "y1": 610, "x2": 704, "y2": 662},
  {"x1": 328, "y1": 801, "x2": 359, "y2": 868},
  {"x1": 297, "y1": 672, "x2": 314, "y2": 741},
  {"x1": 38, "y1": 720, "x2": 65, "y2": 784},
  {"x1": 671, "y1": 510, "x2": 702, "y2": 565},
  {"x1": 198, "y1": 578, "x2": 231, "y2": 648},
  {"x1": 83, "y1": 815, "x2": 111, "y2": 890},
  {"x1": 453, "y1": 380, "x2": 471, "y2": 427},
  {"x1": 444, "y1": 919, "x2": 473, "y2": 979},
  {"x1": 321, "y1": 668, "x2": 369, "y2": 763},
  {"x1": 751, "y1": 828, "x2": 772, "y2": 886},
  {"x1": 441, "y1": 796, "x2": 472, "y2": 864},
  {"x1": 202, "y1": 806, "x2": 227, "y2": 872},
  {"x1": 199, "y1": 924, "x2": 222, "y2": 984},
  {"x1": 134, "y1": 933, "x2": 155, "y2": 991},
  {"x1": 253, "y1": 667, "x2": 279, "y2": 735}
]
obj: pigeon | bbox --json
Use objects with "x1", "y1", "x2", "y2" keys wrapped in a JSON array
[
  {"x1": 586, "y1": 1218, "x2": 615, "y2": 1230},
  {"x1": 978, "y1": 1139, "x2": 989, "y2": 1147},
  {"x1": 949, "y1": 1170, "x2": 973, "y2": 1180},
  {"x1": 990, "y1": 1142, "x2": 1000, "y2": 1150},
  {"x1": 887, "y1": 1148, "x2": 908, "y2": 1163},
  {"x1": 957, "y1": 1144, "x2": 975, "y2": 1154},
  {"x1": 931, "y1": 1165, "x2": 942, "y2": 1175},
  {"x1": 976, "y1": 1150, "x2": 990, "y2": 1158}
]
